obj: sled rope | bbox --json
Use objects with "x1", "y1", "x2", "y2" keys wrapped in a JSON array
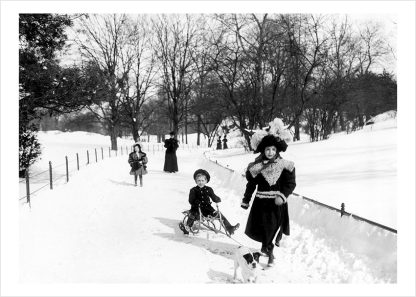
[{"x1": 215, "y1": 204, "x2": 257, "y2": 257}]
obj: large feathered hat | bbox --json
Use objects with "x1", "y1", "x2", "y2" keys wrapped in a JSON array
[
  {"x1": 250, "y1": 118, "x2": 292, "y2": 153},
  {"x1": 254, "y1": 135, "x2": 288, "y2": 154}
]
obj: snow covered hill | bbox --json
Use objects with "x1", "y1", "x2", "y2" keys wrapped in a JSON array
[
  {"x1": 207, "y1": 113, "x2": 397, "y2": 229},
  {"x1": 18, "y1": 115, "x2": 397, "y2": 285},
  {"x1": 19, "y1": 148, "x2": 396, "y2": 284}
]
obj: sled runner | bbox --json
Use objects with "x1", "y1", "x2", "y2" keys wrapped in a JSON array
[{"x1": 181, "y1": 204, "x2": 232, "y2": 237}]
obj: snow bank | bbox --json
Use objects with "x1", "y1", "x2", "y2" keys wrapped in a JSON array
[
  {"x1": 205, "y1": 115, "x2": 397, "y2": 229},
  {"x1": 199, "y1": 156, "x2": 397, "y2": 282},
  {"x1": 366, "y1": 110, "x2": 397, "y2": 123}
]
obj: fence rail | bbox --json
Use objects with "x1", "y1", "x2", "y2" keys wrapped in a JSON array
[
  {"x1": 19, "y1": 145, "x2": 131, "y2": 205},
  {"x1": 203, "y1": 151, "x2": 397, "y2": 234},
  {"x1": 19, "y1": 141, "x2": 211, "y2": 206}
]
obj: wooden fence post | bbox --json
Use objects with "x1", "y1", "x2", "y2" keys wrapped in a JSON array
[
  {"x1": 76, "y1": 153, "x2": 79, "y2": 170},
  {"x1": 101, "y1": 147, "x2": 104, "y2": 160},
  {"x1": 95, "y1": 148, "x2": 98, "y2": 163},
  {"x1": 341, "y1": 203, "x2": 345, "y2": 217},
  {"x1": 49, "y1": 161, "x2": 53, "y2": 189},
  {"x1": 87, "y1": 150, "x2": 90, "y2": 165},
  {"x1": 109, "y1": 147, "x2": 111, "y2": 158}
]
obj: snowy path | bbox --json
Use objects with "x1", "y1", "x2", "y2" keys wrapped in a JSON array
[{"x1": 20, "y1": 150, "x2": 392, "y2": 283}]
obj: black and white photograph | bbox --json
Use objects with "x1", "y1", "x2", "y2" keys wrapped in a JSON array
[{"x1": 1, "y1": 0, "x2": 415, "y2": 296}]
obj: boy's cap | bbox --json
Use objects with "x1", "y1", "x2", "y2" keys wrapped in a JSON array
[{"x1": 193, "y1": 169, "x2": 210, "y2": 182}]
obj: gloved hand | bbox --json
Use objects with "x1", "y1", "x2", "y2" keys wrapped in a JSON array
[
  {"x1": 241, "y1": 202, "x2": 249, "y2": 209},
  {"x1": 274, "y1": 196, "x2": 286, "y2": 206}
]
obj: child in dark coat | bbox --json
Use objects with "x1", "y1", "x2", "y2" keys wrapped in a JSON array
[
  {"x1": 128, "y1": 143, "x2": 148, "y2": 187},
  {"x1": 241, "y1": 134, "x2": 296, "y2": 267},
  {"x1": 179, "y1": 169, "x2": 240, "y2": 235}
]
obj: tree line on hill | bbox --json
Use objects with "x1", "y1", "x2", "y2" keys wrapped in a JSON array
[{"x1": 19, "y1": 13, "x2": 396, "y2": 176}]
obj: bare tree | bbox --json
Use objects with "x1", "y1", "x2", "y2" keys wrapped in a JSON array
[
  {"x1": 231, "y1": 13, "x2": 272, "y2": 128},
  {"x1": 120, "y1": 16, "x2": 157, "y2": 142},
  {"x1": 76, "y1": 14, "x2": 133, "y2": 149},
  {"x1": 356, "y1": 21, "x2": 390, "y2": 74},
  {"x1": 209, "y1": 14, "x2": 259, "y2": 150},
  {"x1": 280, "y1": 14, "x2": 329, "y2": 140},
  {"x1": 152, "y1": 14, "x2": 200, "y2": 136}
]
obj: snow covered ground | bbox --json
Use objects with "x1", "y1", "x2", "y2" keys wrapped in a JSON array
[
  {"x1": 206, "y1": 116, "x2": 397, "y2": 229},
  {"x1": 18, "y1": 124, "x2": 397, "y2": 285},
  {"x1": 15, "y1": 112, "x2": 401, "y2": 287},
  {"x1": 19, "y1": 131, "x2": 209, "y2": 200}
]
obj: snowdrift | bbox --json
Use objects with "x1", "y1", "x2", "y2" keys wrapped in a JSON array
[{"x1": 199, "y1": 155, "x2": 397, "y2": 283}]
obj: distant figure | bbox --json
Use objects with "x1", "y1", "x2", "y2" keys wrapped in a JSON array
[
  {"x1": 128, "y1": 143, "x2": 148, "y2": 187},
  {"x1": 216, "y1": 136, "x2": 222, "y2": 150},
  {"x1": 163, "y1": 131, "x2": 179, "y2": 173},
  {"x1": 222, "y1": 134, "x2": 228, "y2": 149}
]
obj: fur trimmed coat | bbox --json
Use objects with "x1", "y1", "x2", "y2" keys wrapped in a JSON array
[
  {"x1": 128, "y1": 152, "x2": 148, "y2": 175},
  {"x1": 243, "y1": 156, "x2": 296, "y2": 244}
]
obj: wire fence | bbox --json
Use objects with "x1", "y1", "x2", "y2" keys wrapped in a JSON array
[
  {"x1": 19, "y1": 145, "x2": 137, "y2": 206},
  {"x1": 203, "y1": 151, "x2": 397, "y2": 234},
  {"x1": 19, "y1": 141, "x2": 213, "y2": 206}
]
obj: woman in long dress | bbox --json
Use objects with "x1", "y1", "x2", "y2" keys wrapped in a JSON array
[{"x1": 163, "y1": 131, "x2": 179, "y2": 173}]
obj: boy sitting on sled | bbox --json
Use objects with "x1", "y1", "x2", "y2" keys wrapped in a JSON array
[{"x1": 179, "y1": 169, "x2": 240, "y2": 235}]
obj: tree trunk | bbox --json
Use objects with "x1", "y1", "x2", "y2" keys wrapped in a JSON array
[
  {"x1": 172, "y1": 98, "x2": 179, "y2": 137},
  {"x1": 339, "y1": 112, "x2": 346, "y2": 131},
  {"x1": 185, "y1": 119, "x2": 188, "y2": 144},
  {"x1": 132, "y1": 124, "x2": 139, "y2": 142},
  {"x1": 185, "y1": 97, "x2": 188, "y2": 145},
  {"x1": 358, "y1": 115, "x2": 364, "y2": 127},
  {"x1": 196, "y1": 115, "x2": 201, "y2": 146},
  {"x1": 294, "y1": 119, "x2": 300, "y2": 141},
  {"x1": 242, "y1": 130, "x2": 253, "y2": 151},
  {"x1": 108, "y1": 124, "x2": 118, "y2": 150},
  {"x1": 309, "y1": 122, "x2": 315, "y2": 142}
]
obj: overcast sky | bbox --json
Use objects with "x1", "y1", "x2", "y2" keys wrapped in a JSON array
[{"x1": 60, "y1": 13, "x2": 397, "y2": 75}]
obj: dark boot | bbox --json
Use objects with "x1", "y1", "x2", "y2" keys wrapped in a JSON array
[
  {"x1": 267, "y1": 253, "x2": 275, "y2": 267},
  {"x1": 226, "y1": 223, "x2": 240, "y2": 235},
  {"x1": 260, "y1": 245, "x2": 268, "y2": 257},
  {"x1": 139, "y1": 175, "x2": 143, "y2": 187},
  {"x1": 178, "y1": 222, "x2": 189, "y2": 235},
  {"x1": 267, "y1": 245, "x2": 275, "y2": 267},
  {"x1": 220, "y1": 214, "x2": 239, "y2": 235}
]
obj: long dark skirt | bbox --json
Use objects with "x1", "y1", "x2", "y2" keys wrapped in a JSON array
[
  {"x1": 244, "y1": 197, "x2": 284, "y2": 246},
  {"x1": 163, "y1": 152, "x2": 178, "y2": 172}
]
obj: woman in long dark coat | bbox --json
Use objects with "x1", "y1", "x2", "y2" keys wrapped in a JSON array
[
  {"x1": 222, "y1": 135, "x2": 228, "y2": 149},
  {"x1": 241, "y1": 135, "x2": 296, "y2": 267},
  {"x1": 163, "y1": 131, "x2": 179, "y2": 173}
]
